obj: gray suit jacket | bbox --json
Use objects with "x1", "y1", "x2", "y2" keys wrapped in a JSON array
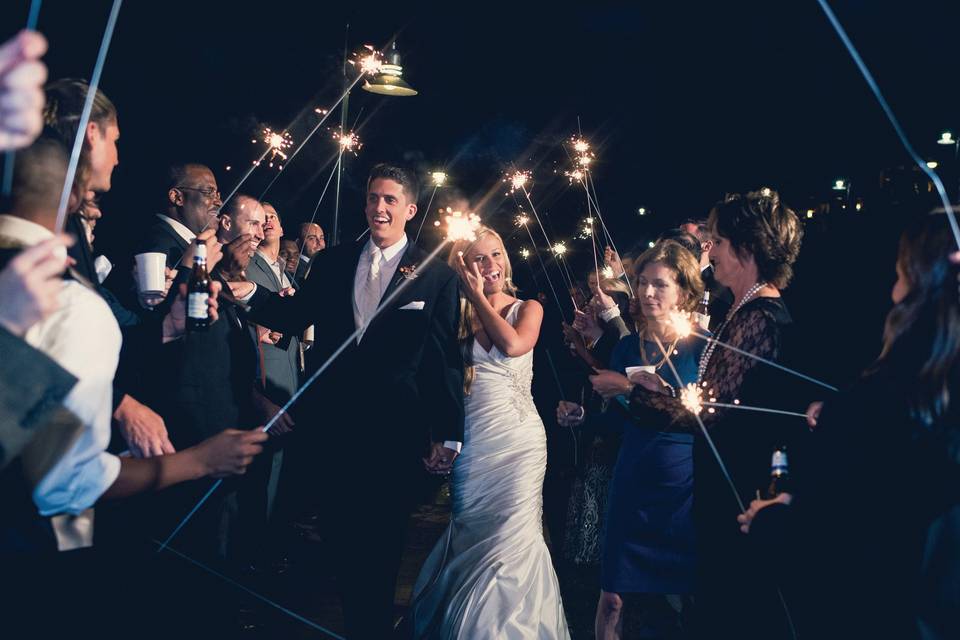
[{"x1": 247, "y1": 252, "x2": 301, "y2": 402}]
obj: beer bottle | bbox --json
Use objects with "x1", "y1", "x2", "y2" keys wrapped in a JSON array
[
  {"x1": 694, "y1": 290, "x2": 711, "y2": 331},
  {"x1": 764, "y1": 446, "x2": 791, "y2": 499},
  {"x1": 186, "y1": 240, "x2": 210, "y2": 332}
]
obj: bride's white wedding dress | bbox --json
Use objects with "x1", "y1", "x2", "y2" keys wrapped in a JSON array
[{"x1": 411, "y1": 301, "x2": 570, "y2": 639}]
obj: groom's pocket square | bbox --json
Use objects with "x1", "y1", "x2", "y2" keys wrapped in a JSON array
[{"x1": 399, "y1": 301, "x2": 425, "y2": 310}]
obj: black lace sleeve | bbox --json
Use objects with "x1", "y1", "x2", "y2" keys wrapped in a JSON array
[{"x1": 628, "y1": 303, "x2": 782, "y2": 433}]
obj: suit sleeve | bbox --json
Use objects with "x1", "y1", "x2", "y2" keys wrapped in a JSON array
[
  {"x1": 245, "y1": 253, "x2": 326, "y2": 336},
  {"x1": 0, "y1": 327, "x2": 78, "y2": 469},
  {"x1": 419, "y1": 270, "x2": 465, "y2": 444}
]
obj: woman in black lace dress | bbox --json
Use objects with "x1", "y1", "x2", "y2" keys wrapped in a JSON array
[{"x1": 624, "y1": 190, "x2": 804, "y2": 638}]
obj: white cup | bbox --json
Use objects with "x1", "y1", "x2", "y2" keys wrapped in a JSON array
[
  {"x1": 134, "y1": 252, "x2": 167, "y2": 296},
  {"x1": 625, "y1": 365, "x2": 656, "y2": 382}
]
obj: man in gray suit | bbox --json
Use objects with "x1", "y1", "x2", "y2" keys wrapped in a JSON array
[{"x1": 248, "y1": 202, "x2": 301, "y2": 402}]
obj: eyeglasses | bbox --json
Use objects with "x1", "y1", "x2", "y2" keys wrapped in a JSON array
[{"x1": 176, "y1": 186, "x2": 221, "y2": 200}]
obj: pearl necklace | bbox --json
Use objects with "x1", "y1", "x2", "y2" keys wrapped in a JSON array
[{"x1": 697, "y1": 282, "x2": 766, "y2": 381}]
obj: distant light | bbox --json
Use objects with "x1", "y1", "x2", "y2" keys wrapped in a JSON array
[
  {"x1": 938, "y1": 131, "x2": 955, "y2": 145},
  {"x1": 637, "y1": 207, "x2": 646, "y2": 216},
  {"x1": 855, "y1": 200, "x2": 863, "y2": 211},
  {"x1": 225, "y1": 165, "x2": 232, "y2": 171},
  {"x1": 926, "y1": 160, "x2": 939, "y2": 169},
  {"x1": 647, "y1": 241, "x2": 655, "y2": 248},
  {"x1": 806, "y1": 210, "x2": 814, "y2": 219},
  {"x1": 832, "y1": 179, "x2": 847, "y2": 191}
]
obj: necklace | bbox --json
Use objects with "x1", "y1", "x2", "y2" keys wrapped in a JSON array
[
  {"x1": 640, "y1": 329, "x2": 680, "y2": 371},
  {"x1": 697, "y1": 282, "x2": 766, "y2": 381}
]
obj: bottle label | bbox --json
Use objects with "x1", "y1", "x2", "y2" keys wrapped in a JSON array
[
  {"x1": 187, "y1": 292, "x2": 209, "y2": 319},
  {"x1": 771, "y1": 450, "x2": 788, "y2": 474},
  {"x1": 695, "y1": 312, "x2": 710, "y2": 331}
]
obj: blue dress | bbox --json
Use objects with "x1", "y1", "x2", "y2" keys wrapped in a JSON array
[{"x1": 600, "y1": 333, "x2": 706, "y2": 594}]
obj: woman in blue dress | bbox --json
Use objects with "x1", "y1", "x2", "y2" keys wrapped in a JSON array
[{"x1": 571, "y1": 240, "x2": 706, "y2": 639}]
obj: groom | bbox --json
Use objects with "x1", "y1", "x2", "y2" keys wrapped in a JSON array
[{"x1": 240, "y1": 163, "x2": 464, "y2": 638}]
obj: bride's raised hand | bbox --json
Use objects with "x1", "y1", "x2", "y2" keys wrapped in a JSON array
[{"x1": 456, "y1": 253, "x2": 485, "y2": 301}]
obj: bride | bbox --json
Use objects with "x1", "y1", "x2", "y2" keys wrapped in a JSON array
[{"x1": 410, "y1": 226, "x2": 570, "y2": 639}]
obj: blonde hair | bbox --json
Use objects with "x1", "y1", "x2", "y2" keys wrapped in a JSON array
[{"x1": 447, "y1": 226, "x2": 517, "y2": 393}]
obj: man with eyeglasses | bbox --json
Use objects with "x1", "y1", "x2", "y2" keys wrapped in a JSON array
[{"x1": 137, "y1": 162, "x2": 223, "y2": 269}]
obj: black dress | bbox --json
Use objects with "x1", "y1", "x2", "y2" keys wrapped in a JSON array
[
  {"x1": 628, "y1": 297, "x2": 804, "y2": 638},
  {"x1": 751, "y1": 367, "x2": 960, "y2": 639}
]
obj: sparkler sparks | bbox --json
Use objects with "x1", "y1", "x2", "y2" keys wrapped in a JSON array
[
  {"x1": 333, "y1": 130, "x2": 362, "y2": 154},
  {"x1": 552, "y1": 241, "x2": 568, "y2": 256},
  {"x1": 680, "y1": 383, "x2": 704, "y2": 415},
  {"x1": 514, "y1": 213, "x2": 530, "y2": 227},
  {"x1": 601, "y1": 265, "x2": 614, "y2": 279},
  {"x1": 505, "y1": 170, "x2": 531, "y2": 193},
  {"x1": 257, "y1": 127, "x2": 293, "y2": 169},
  {"x1": 569, "y1": 135, "x2": 596, "y2": 173},
  {"x1": 668, "y1": 310, "x2": 695, "y2": 339},
  {"x1": 430, "y1": 171, "x2": 447, "y2": 187},
  {"x1": 352, "y1": 45, "x2": 384, "y2": 76},
  {"x1": 565, "y1": 168, "x2": 585, "y2": 184},
  {"x1": 520, "y1": 247, "x2": 531, "y2": 259},
  {"x1": 443, "y1": 209, "x2": 482, "y2": 242}
]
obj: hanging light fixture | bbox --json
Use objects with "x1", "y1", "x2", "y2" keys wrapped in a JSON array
[{"x1": 362, "y1": 42, "x2": 417, "y2": 96}]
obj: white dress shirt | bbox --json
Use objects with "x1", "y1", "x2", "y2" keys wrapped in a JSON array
[
  {"x1": 257, "y1": 249, "x2": 291, "y2": 290},
  {"x1": 350, "y1": 234, "x2": 461, "y2": 454},
  {"x1": 0, "y1": 215, "x2": 122, "y2": 549},
  {"x1": 156, "y1": 213, "x2": 196, "y2": 245}
]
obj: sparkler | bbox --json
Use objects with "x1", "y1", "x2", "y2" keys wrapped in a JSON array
[
  {"x1": 430, "y1": 171, "x2": 447, "y2": 187},
  {"x1": 601, "y1": 265, "x2": 614, "y2": 279},
  {"x1": 520, "y1": 248, "x2": 531, "y2": 260},
  {"x1": 552, "y1": 241, "x2": 568, "y2": 256},
  {"x1": 160, "y1": 213, "x2": 475, "y2": 553},
  {"x1": 54, "y1": 0, "x2": 124, "y2": 233},
  {"x1": 256, "y1": 127, "x2": 293, "y2": 169},
  {"x1": 352, "y1": 44, "x2": 384, "y2": 76},
  {"x1": 505, "y1": 170, "x2": 531, "y2": 193},
  {"x1": 680, "y1": 383, "x2": 704, "y2": 415},
  {"x1": 816, "y1": 0, "x2": 960, "y2": 249},
  {"x1": 333, "y1": 129, "x2": 362, "y2": 154},
  {"x1": 668, "y1": 310, "x2": 695, "y2": 339},
  {"x1": 443, "y1": 209, "x2": 482, "y2": 242},
  {"x1": 2, "y1": 0, "x2": 44, "y2": 197},
  {"x1": 514, "y1": 213, "x2": 530, "y2": 227}
]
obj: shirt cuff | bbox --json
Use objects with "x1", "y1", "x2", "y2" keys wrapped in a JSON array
[
  {"x1": 238, "y1": 282, "x2": 257, "y2": 303},
  {"x1": 442, "y1": 440, "x2": 462, "y2": 453},
  {"x1": 599, "y1": 306, "x2": 621, "y2": 322}
]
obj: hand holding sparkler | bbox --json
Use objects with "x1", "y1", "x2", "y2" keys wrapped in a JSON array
[
  {"x1": 556, "y1": 401, "x2": 585, "y2": 427},
  {"x1": 604, "y1": 246, "x2": 624, "y2": 278},
  {"x1": 629, "y1": 370, "x2": 671, "y2": 394},
  {"x1": 737, "y1": 493, "x2": 793, "y2": 535},
  {"x1": 806, "y1": 401, "x2": 824, "y2": 429},
  {"x1": 0, "y1": 30, "x2": 47, "y2": 151}
]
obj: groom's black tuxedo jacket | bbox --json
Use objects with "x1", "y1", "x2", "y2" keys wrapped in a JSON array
[{"x1": 246, "y1": 239, "x2": 464, "y2": 463}]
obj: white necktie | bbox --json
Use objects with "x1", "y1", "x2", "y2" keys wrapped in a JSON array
[{"x1": 359, "y1": 245, "x2": 383, "y2": 328}]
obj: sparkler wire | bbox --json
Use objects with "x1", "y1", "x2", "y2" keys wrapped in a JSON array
[
  {"x1": 1, "y1": 0, "x2": 44, "y2": 197},
  {"x1": 413, "y1": 184, "x2": 440, "y2": 244},
  {"x1": 159, "y1": 234, "x2": 463, "y2": 551},
  {"x1": 816, "y1": 0, "x2": 960, "y2": 249},
  {"x1": 54, "y1": 0, "x2": 123, "y2": 234}
]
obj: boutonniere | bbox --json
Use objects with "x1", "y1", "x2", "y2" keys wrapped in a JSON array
[{"x1": 399, "y1": 263, "x2": 419, "y2": 280}]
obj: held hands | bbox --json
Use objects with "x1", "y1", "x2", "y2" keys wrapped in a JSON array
[
  {"x1": 737, "y1": 493, "x2": 793, "y2": 534},
  {"x1": 0, "y1": 30, "x2": 48, "y2": 150},
  {"x1": 113, "y1": 394, "x2": 175, "y2": 457},
  {"x1": 423, "y1": 442, "x2": 459, "y2": 475},
  {"x1": 0, "y1": 235, "x2": 73, "y2": 336},
  {"x1": 556, "y1": 401, "x2": 585, "y2": 427},
  {"x1": 589, "y1": 369, "x2": 634, "y2": 400},
  {"x1": 162, "y1": 281, "x2": 221, "y2": 343},
  {"x1": 196, "y1": 428, "x2": 269, "y2": 477},
  {"x1": 454, "y1": 254, "x2": 485, "y2": 302}
]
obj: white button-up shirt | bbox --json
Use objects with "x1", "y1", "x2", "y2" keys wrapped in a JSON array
[
  {"x1": 156, "y1": 213, "x2": 196, "y2": 245},
  {"x1": 0, "y1": 215, "x2": 122, "y2": 549}
]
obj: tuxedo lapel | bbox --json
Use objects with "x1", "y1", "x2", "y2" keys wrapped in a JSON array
[
  {"x1": 251, "y1": 253, "x2": 281, "y2": 290},
  {"x1": 379, "y1": 242, "x2": 423, "y2": 307}
]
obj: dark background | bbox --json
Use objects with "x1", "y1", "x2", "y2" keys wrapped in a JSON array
[{"x1": 3, "y1": 0, "x2": 958, "y2": 389}]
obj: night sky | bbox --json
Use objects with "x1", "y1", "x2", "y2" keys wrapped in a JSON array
[{"x1": 3, "y1": 0, "x2": 958, "y2": 382}]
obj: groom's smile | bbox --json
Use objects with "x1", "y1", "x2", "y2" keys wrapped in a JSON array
[{"x1": 366, "y1": 177, "x2": 417, "y2": 248}]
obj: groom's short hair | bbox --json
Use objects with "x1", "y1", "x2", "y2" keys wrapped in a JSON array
[{"x1": 368, "y1": 163, "x2": 419, "y2": 204}]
